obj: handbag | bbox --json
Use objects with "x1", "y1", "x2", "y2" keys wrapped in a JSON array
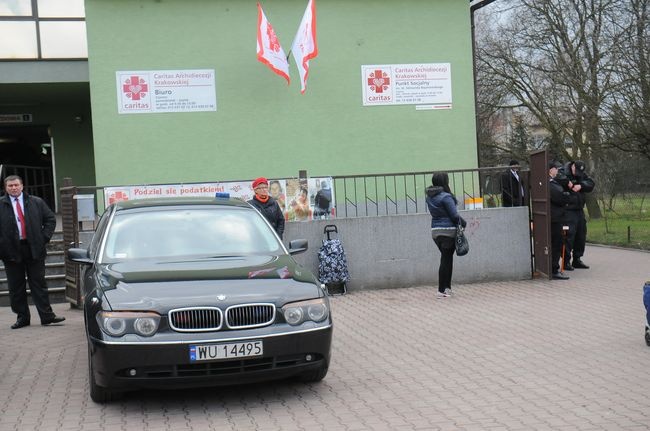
[{"x1": 455, "y1": 225, "x2": 469, "y2": 256}]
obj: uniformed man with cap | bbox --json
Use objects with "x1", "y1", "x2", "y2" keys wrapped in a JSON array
[{"x1": 562, "y1": 160, "x2": 595, "y2": 269}]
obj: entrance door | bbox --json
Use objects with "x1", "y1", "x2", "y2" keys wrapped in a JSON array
[
  {"x1": 529, "y1": 149, "x2": 551, "y2": 279},
  {"x1": 0, "y1": 125, "x2": 55, "y2": 210}
]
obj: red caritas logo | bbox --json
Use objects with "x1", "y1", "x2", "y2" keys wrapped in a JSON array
[
  {"x1": 122, "y1": 75, "x2": 148, "y2": 100},
  {"x1": 367, "y1": 69, "x2": 390, "y2": 93},
  {"x1": 108, "y1": 191, "x2": 129, "y2": 205}
]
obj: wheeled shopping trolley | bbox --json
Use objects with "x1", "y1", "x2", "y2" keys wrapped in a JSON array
[{"x1": 318, "y1": 224, "x2": 349, "y2": 295}]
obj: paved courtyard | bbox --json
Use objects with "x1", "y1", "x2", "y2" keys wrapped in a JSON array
[{"x1": 0, "y1": 245, "x2": 649, "y2": 431}]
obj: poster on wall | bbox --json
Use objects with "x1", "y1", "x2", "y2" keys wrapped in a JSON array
[
  {"x1": 116, "y1": 69, "x2": 217, "y2": 114},
  {"x1": 361, "y1": 63, "x2": 452, "y2": 108},
  {"x1": 104, "y1": 181, "x2": 251, "y2": 207},
  {"x1": 103, "y1": 177, "x2": 335, "y2": 220},
  {"x1": 274, "y1": 177, "x2": 336, "y2": 222}
]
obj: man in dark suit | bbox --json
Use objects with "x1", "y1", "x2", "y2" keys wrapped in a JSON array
[
  {"x1": 501, "y1": 160, "x2": 525, "y2": 207},
  {"x1": 0, "y1": 175, "x2": 65, "y2": 329}
]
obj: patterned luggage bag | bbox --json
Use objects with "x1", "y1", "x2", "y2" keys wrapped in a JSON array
[{"x1": 318, "y1": 225, "x2": 349, "y2": 295}]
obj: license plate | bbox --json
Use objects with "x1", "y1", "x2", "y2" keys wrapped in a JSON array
[{"x1": 189, "y1": 340, "x2": 263, "y2": 362}]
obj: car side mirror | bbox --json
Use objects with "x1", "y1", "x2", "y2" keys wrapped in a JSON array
[
  {"x1": 67, "y1": 247, "x2": 94, "y2": 265},
  {"x1": 288, "y1": 239, "x2": 308, "y2": 255}
]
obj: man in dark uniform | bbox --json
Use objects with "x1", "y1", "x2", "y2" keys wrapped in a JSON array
[
  {"x1": 0, "y1": 175, "x2": 65, "y2": 329},
  {"x1": 549, "y1": 161, "x2": 575, "y2": 280},
  {"x1": 562, "y1": 160, "x2": 595, "y2": 269}
]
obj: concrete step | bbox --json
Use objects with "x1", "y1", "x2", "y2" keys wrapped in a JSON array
[{"x1": 0, "y1": 262, "x2": 66, "y2": 283}]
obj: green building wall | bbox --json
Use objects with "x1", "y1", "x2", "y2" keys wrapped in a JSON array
[{"x1": 85, "y1": 0, "x2": 477, "y2": 186}]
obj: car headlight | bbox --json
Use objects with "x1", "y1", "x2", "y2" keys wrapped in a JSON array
[
  {"x1": 103, "y1": 316, "x2": 127, "y2": 336},
  {"x1": 284, "y1": 307, "x2": 304, "y2": 325},
  {"x1": 282, "y1": 298, "x2": 329, "y2": 326},
  {"x1": 97, "y1": 311, "x2": 161, "y2": 337},
  {"x1": 134, "y1": 317, "x2": 159, "y2": 336}
]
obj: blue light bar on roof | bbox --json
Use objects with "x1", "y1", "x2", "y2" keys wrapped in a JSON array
[{"x1": 215, "y1": 192, "x2": 230, "y2": 199}]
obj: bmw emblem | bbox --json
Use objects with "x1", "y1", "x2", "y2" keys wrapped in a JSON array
[{"x1": 216, "y1": 295, "x2": 226, "y2": 301}]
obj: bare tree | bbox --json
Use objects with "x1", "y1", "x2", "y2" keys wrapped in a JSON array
[
  {"x1": 602, "y1": 0, "x2": 650, "y2": 159},
  {"x1": 474, "y1": 0, "x2": 632, "y2": 218}
]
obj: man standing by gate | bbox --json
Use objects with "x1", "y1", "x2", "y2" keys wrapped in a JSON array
[
  {"x1": 0, "y1": 175, "x2": 65, "y2": 329},
  {"x1": 549, "y1": 161, "x2": 575, "y2": 280},
  {"x1": 502, "y1": 160, "x2": 525, "y2": 207},
  {"x1": 562, "y1": 161, "x2": 595, "y2": 269}
]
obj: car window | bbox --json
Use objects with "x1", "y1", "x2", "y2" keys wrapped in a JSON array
[
  {"x1": 101, "y1": 206, "x2": 282, "y2": 261},
  {"x1": 88, "y1": 206, "x2": 112, "y2": 258}
]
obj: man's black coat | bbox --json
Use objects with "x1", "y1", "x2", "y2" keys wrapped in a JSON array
[{"x1": 0, "y1": 193, "x2": 56, "y2": 262}]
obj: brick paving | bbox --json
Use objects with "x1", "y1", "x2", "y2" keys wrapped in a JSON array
[{"x1": 0, "y1": 245, "x2": 649, "y2": 431}]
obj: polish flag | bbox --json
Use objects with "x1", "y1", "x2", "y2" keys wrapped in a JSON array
[
  {"x1": 290, "y1": 0, "x2": 318, "y2": 94},
  {"x1": 256, "y1": 2, "x2": 290, "y2": 84}
]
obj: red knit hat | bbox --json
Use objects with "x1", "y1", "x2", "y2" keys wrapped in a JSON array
[{"x1": 252, "y1": 177, "x2": 268, "y2": 189}]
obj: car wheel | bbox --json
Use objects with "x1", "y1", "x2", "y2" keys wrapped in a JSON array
[
  {"x1": 299, "y1": 362, "x2": 329, "y2": 383},
  {"x1": 88, "y1": 345, "x2": 119, "y2": 403},
  {"x1": 645, "y1": 328, "x2": 650, "y2": 347}
]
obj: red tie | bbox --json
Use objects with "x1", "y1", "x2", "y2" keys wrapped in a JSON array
[{"x1": 15, "y1": 198, "x2": 26, "y2": 240}]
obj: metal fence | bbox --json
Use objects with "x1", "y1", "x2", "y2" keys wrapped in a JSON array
[
  {"x1": 56, "y1": 162, "x2": 648, "y2": 254},
  {"x1": 585, "y1": 156, "x2": 650, "y2": 250},
  {"x1": 331, "y1": 166, "x2": 527, "y2": 218}
]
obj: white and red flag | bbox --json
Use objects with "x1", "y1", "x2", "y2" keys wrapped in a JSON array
[
  {"x1": 290, "y1": 0, "x2": 318, "y2": 94},
  {"x1": 256, "y1": 2, "x2": 290, "y2": 84}
]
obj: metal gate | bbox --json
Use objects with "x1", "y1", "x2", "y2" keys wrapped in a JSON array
[
  {"x1": 529, "y1": 150, "x2": 552, "y2": 279},
  {"x1": 60, "y1": 184, "x2": 83, "y2": 306},
  {"x1": 60, "y1": 182, "x2": 101, "y2": 308}
]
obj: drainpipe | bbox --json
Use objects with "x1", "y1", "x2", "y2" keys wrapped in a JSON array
[{"x1": 470, "y1": 0, "x2": 501, "y2": 168}]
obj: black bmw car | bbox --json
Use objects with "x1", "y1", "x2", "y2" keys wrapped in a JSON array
[{"x1": 67, "y1": 196, "x2": 332, "y2": 403}]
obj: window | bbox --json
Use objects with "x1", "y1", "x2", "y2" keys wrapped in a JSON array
[
  {"x1": 37, "y1": 0, "x2": 84, "y2": 18},
  {"x1": 102, "y1": 207, "x2": 283, "y2": 262},
  {"x1": 0, "y1": 0, "x2": 32, "y2": 16},
  {"x1": 40, "y1": 21, "x2": 87, "y2": 58},
  {"x1": 0, "y1": 0, "x2": 86, "y2": 59},
  {"x1": 0, "y1": 21, "x2": 37, "y2": 58}
]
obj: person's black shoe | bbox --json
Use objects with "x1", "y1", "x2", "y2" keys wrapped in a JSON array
[
  {"x1": 564, "y1": 263, "x2": 574, "y2": 271},
  {"x1": 41, "y1": 315, "x2": 66, "y2": 325},
  {"x1": 552, "y1": 272, "x2": 570, "y2": 280},
  {"x1": 573, "y1": 259, "x2": 590, "y2": 269},
  {"x1": 11, "y1": 320, "x2": 30, "y2": 329}
]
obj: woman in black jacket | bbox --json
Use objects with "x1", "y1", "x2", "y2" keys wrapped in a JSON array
[
  {"x1": 425, "y1": 172, "x2": 466, "y2": 298},
  {"x1": 247, "y1": 177, "x2": 285, "y2": 239}
]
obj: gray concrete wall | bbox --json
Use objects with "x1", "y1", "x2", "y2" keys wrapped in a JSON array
[{"x1": 285, "y1": 207, "x2": 531, "y2": 290}]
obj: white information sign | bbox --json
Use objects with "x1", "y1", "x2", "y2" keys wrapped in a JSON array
[
  {"x1": 104, "y1": 181, "x2": 251, "y2": 207},
  {"x1": 361, "y1": 63, "x2": 452, "y2": 108},
  {"x1": 116, "y1": 69, "x2": 217, "y2": 114}
]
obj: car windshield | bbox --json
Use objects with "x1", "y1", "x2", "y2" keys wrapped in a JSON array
[{"x1": 101, "y1": 206, "x2": 283, "y2": 262}]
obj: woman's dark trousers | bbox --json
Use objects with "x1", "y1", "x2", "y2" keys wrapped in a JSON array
[{"x1": 433, "y1": 236, "x2": 455, "y2": 293}]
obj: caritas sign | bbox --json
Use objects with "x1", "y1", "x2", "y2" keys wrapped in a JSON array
[
  {"x1": 116, "y1": 69, "x2": 217, "y2": 114},
  {"x1": 361, "y1": 63, "x2": 452, "y2": 108}
]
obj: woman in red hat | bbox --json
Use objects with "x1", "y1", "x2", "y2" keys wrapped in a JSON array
[{"x1": 248, "y1": 177, "x2": 285, "y2": 239}]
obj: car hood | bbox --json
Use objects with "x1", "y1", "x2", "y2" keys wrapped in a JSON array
[{"x1": 98, "y1": 254, "x2": 323, "y2": 311}]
